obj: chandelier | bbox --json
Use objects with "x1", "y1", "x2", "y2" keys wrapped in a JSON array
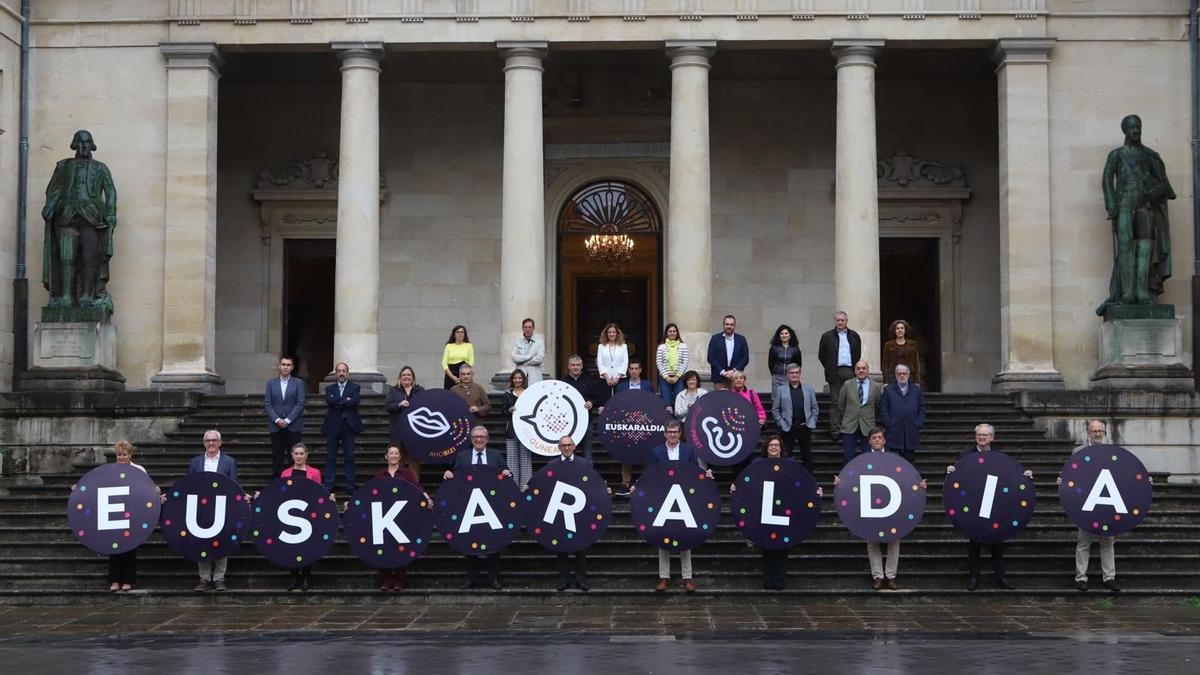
[{"x1": 584, "y1": 225, "x2": 635, "y2": 271}]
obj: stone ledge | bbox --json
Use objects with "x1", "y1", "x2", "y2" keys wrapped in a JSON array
[
  {"x1": 0, "y1": 389, "x2": 202, "y2": 417},
  {"x1": 1011, "y1": 389, "x2": 1200, "y2": 416}
]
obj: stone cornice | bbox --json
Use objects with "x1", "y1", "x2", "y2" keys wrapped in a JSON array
[
  {"x1": 992, "y1": 37, "x2": 1056, "y2": 68},
  {"x1": 159, "y1": 42, "x2": 223, "y2": 73}
]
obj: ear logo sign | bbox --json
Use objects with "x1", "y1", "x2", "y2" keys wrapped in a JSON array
[
  {"x1": 700, "y1": 416, "x2": 742, "y2": 460},
  {"x1": 520, "y1": 393, "x2": 580, "y2": 445},
  {"x1": 407, "y1": 407, "x2": 451, "y2": 439}
]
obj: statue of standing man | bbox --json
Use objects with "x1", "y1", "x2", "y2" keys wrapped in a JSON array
[
  {"x1": 1097, "y1": 115, "x2": 1174, "y2": 315},
  {"x1": 42, "y1": 130, "x2": 117, "y2": 313}
]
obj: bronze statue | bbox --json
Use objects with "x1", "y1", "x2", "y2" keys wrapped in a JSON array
[
  {"x1": 42, "y1": 130, "x2": 117, "y2": 312},
  {"x1": 1096, "y1": 115, "x2": 1174, "y2": 315}
]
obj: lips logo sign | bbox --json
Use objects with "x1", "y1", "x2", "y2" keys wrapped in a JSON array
[
  {"x1": 407, "y1": 407, "x2": 450, "y2": 439},
  {"x1": 700, "y1": 416, "x2": 742, "y2": 460},
  {"x1": 512, "y1": 380, "x2": 589, "y2": 457}
]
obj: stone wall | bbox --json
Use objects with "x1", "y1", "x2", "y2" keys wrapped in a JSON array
[{"x1": 0, "y1": 9, "x2": 20, "y2": 391}]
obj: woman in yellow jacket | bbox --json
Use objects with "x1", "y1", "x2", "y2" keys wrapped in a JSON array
[{"x1": 441, "y1": 324, "x2": 474, "y2": 389}]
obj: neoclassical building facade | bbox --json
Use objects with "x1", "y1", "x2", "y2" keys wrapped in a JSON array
[{"x1": 0, "y1": 0, "x2": 1192, "y2": 395}]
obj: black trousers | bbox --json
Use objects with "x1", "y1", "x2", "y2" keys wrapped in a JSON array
[
  {"x1": 107, "y1": 550, "x2": 137, "y2": 585},
  {"x1": 762, "y1": 549, "x2": 789, "y2": 589},
  {"x1": 270, "y1": 428, "x2": 302, "y2": 478},
  {"x1": 780, "y1": 425, "x2": 813, "y2": 471},
  {"x1": 290, "y1": 565, "x2": 312, "y2": 581},
  {"x1": 465, "y1": 553, "x2": 501, "y2": 584},
  {"x1": 968, "y1": 541, "x2": 1005, "y2": 579},
  {"x1": 557, "y1": 552, "x2": 588, "y2": 586},
  {"x1": 889, "y1": 447, "x2": 916, "y2": 464}
]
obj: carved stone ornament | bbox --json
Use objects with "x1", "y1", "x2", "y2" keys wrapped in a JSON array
[
  {"x1": 252, "y1": 151, "x2": 386, "y2": 244},
  {"x1": 878, "y1": 150, "x2": 968, "y2": 189}
]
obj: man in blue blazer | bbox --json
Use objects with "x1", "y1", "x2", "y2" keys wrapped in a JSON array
[
  {"x1": 264, "y1": 355, "x2": 305, "y2": 478},
  {"x1": 706, "y1": 314, "x2": 750, "y2": 386},
  {"x1": 646, "y1": 419, "x2": 712, "y2": 593},
  {"x1": 878, "y1": 364, "x2": 926, "y2": 463},
  {"x1": 322, "y1": 362, "x2": 362, "y2": 495},
  {"x1": 443, "y1": 426, "x2": 512, "y2": 590},
  {"x1": 187, "y1": 430, "x2": 238, "y2": 591}
]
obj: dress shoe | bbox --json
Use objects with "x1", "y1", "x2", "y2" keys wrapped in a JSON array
[
  {"x1": 380, "y1": 582, "x2": 392, "y2": 592},
  {"x1": 1075, "y1": 580, "x2": 1088, "y2": 592},
  {"x1": 1103, "y1": 578, "x2": 1121, "y2": 592},
  {"x1": 288, "y1": 577, "x2": 301, "y2": 592},
  {"x1": 109, "y1": 583, "x2": 120, "y2": 592},
  {"x1": 556, "y1": 582, "x2": 568, "y2": 592},
  {"x1": 997, "y1": 578, "x2": 1015, "y2": 590},
  {"x1": 967, "y1": 577, "x2": 979, "y2": 591},
  {"x1": 887, "y1": 578, "x2": 898, "y2": 591},
  {"x1": 577, "y1": 581, "x2": 589, "y2": 592},
  {"x1": 872, "y1": 578, "x2": 883, "y2": 590},
  {"x1": 213, "y1": 579, "x2": 227, "y2": 591},
  {"x1": 655, "y1": 578, "x2": 669, "y2": 592},
  {"x1": 300, "y1": 578, "x2": 310, "y2": 592},
  {"x1": 194, "y1": 579, "x2": 211, "y2": 592},
  {"x1": 490, "y1": 579, "x2": 503, "y2": 591},
  {"x1": 683, "y1": 579, "x2": 697, "y2": 593},
  {"x1": 392, "y1": 582, "x2": 405, "y2": 592}
]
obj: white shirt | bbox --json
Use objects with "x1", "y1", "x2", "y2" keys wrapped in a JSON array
[
  {"x1": 203, "y1": 452, "x2": 221, "y2": 472},
  {"x1": 627, "y1": 379, "x2": 644, "y2": 390},
  {"x1": 279, "y1": 376, "x2": 291, "y2": 399},
  {"x1": 473, "y1": 449, "x2": 486, "y2": 465},
  {"x1": 560, "y1": 454, "x2": 574, "y2": 462},
  {"x1": 724, "y1": 334, "x2": 735, "y2": 366},
  {"x1": 837, "y1": 330, "x2": 852, "y2": 366},
  {"x1": 665, "y1": 443, "x2": 681, "y2": 461}
]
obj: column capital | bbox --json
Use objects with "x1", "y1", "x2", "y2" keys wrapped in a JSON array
[
  {"x1": 332, "y1": 41, "x2": 385, "y2": 65},
  {"x1": 666, "y1": 40, "x2": 716, "y2": 69},
  {"x1": 831, "y1": 40, "x2": 884, "y2": 68},
  {"x1": 498, "y1": 42, "x2": 547, "y2": 72},
  {"x1": 160, "y1": 42, "x2": 222, "y2": 74},
  {"x1": 992, "y1": 38, "x2": 1056, "y2": 68}
]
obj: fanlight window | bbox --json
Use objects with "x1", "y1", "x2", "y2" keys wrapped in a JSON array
[{"x1": 558, "y1": 181, "x2": 661, "y2": 235}]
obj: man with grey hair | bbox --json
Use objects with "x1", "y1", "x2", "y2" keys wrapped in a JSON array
[
  {"x1": 560, "y1": 354, "x2": 601, "y2": 461},
  {"x1": 818, "y1": 311, "x2": 862, "y2": 440},
  {"x1": 878, "y1": 363, "x2": 926, "y2": 463},
  {"x1": 444, "y1": 425, "x2": 512, "y2": 590},
  {"x1": 771, "y1": 363, "x2": 818, "y2": 470},
  {"x1": 186, "y1": 430, "x2": 238, "y2": 591}
]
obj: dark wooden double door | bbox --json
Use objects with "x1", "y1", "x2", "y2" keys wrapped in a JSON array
[{"x1": 575, "y1": 277, "x2": 651, "y2": 380}]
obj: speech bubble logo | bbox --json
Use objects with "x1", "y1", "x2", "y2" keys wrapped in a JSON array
[
  {"x1": 407, "y1": 406, "x2": 451, "y2": 439},
  {"x1": 520, "y1": 393, "x2": 580, "y2": 445},
  {"x1": 701, "y1": 415, "x2": 743, "y2": 460}
]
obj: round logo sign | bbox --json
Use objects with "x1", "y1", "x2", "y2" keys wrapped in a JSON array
[
  {"x1": 68, "y1": 463, "x2": 161, "y2": 555},
  {"x1": 943, "y1": 451, "x2": 1036, "y2": 544},
  {"x1": 684, "y1": 390, "x2": 761, "y2": 466},
  {"x1": 599, "y1": 390, "x2": 672, "y2": 464},
  {"x1": 344, "y1": 477, "x2": 434, "y2": 569},
  {"x1": 730, "y1": 458, "x2": 821, "y2": 550},
  {"x1": 835, "y1": 452, "x2": 926, "y2": 543},
  {"x1": 521, "y1": 459, "x2": 612, "y2": 553},
  {"x1": 630, "y1": 461, "x2": 721, "y2": 552},
  {"x1": 250, "y1": 475, "x2": 340, "y2": 569},
  {"x1": 1058, "y1": 444, "x2": 1152, "y2": 537},
  {"x1": 396, "y1": 389, "x2": 473, "y2": 464},
  {"x1": 434, "y1": 466, "x2": 522, "y2": 556},
  {"x1": 160, "y1": 473, "x2": 251, "y2": 563},
  {"x1": 512, "y1": 379, "x2": 589, "y2": 457}
]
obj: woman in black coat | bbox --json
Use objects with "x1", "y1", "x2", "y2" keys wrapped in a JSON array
[
  {"x1": 768, "y1": 324, "x2": 803, "y2": 389},
  {"x1": 384, "y1": 365, "x2": 425, "y2": 478}
]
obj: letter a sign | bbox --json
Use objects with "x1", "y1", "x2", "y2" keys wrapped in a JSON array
[{"x1": 1059, "y1": 444, "x2": 1152, "y2": 537}]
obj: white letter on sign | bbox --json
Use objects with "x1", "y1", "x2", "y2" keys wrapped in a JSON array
[
  {"x1": 460, "y1": 488, "x2": 502, "y2": 533},
  {"x1": 372, "y1": 501, "x2": 409, "y2": 544},
  {"x1": 652, "y1": 484, "x2": 698, "y2": 528},
  {"x1": 185, "y1": 494, "x2": 226, "y2": 538},
  {"x1": 96, "y1": 486, "x2": 130, "y2": 531},
  {"x1": 278, "y1": 499, "x2": 311, "y2": 544},
  {"x1": 544, "y1": 482, "x2": 586, "y2": 533},
  {"x1": 978, "y1": 474, "x2": 998, "y2": 519},
  {"x1": 1082, "y1": 469, "x2": 1128, "y2": 513},
  {"x1": 860, "y1": 476, "x2": 901, "y2": 518},
  {"x1": 760, "y1": 481, "x2": 789, "y2": 526}
]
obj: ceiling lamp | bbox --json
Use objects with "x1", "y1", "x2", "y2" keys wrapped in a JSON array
[{"x1": 584, "y1": 225, "x2": 635, "y2": 271}]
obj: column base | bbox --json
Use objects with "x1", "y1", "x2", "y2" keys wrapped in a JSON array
[
  {"x1": 990, "y1": 370, "x2": 1065, "y2": 393},
  {"x1": 150, "y1": 371, "x2": 226, "y2": 395},
  {"x1": 19, "y1": 366, "x2": 127, "y2": 392}
]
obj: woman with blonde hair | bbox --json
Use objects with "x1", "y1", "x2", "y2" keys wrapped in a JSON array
[
  {"x1": 596, "y1": 322, "x2": 629, "y2": 395},
  {"x1": 729, "y1": 370, "x2": 767, "y2": 425}
]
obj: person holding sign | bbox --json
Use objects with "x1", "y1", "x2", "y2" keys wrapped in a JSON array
[
  {"x1": 771, "y1": 364, "x2": 819, "y2": 470},
  {"x1": 947, "y1": 424, "x2": 1027, "y2": 591},
  {"x1": 561, "y1": 354, "x2": 602, "y2": 460},
  {"x1": 275, "y1": 443, "x2": 326, "y2": 591},
  {"x1": 550, "y1": 436, "x2": 612, "y2": 591},
  {"x1": 450, "y1": 364, "x2": 491, "y2": 423},
  {"x1": 649, "y1": 419, "x2": 714, "y2": 593},
  {"x1": 443, "y1": 426, "x2": 513, "y2": 590},
  {"x1": 673, "y1": 370, "x2": 708, "y2": 422},
  {"x1": 615, "y1": 359, "x2": 654, "y2": 494},
  {"x1": 729, "y1": 371, "x2": 767, "y2": 426},
  {"x1": 187, "y1": 430, "x2": 238, "y2": 591},
  {"x1": 374, "y1": 445, "x2": 425, "y2": 591},
  {"x1": 384, "y1": 365, "x2": 425, "y2": 479},
  {"x1": 837, "y1": 360, "x2": 881, "y2": 465},
  {"x1": 655, "y1": 323, "x2": 689, "y2": 415},
  {"x1": 502, "y1": 369, "x2": 534, "y2": 490}
]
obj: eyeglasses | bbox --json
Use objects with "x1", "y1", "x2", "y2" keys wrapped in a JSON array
[
  {"x1": 665, "y1": 429, "x2": 681, "y2": 434},
  {"x1": 204, "y1": 438, "x2": 220, "y2": 444}
]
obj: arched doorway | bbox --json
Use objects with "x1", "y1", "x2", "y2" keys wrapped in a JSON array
[{"x1": 556, "y1": 180, "x2": 663, "y2": 380}]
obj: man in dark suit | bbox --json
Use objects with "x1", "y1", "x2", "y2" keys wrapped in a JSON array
[
  {"x1": 646, "y1": 420, "x2": 713, "y2": 593},
  {"x1": 264, "y1": 355, "x2": 305, "y2": 477},
  {"x1": 321, "y1": 362, "x2": 362, "y2": 495},
  {"x1": 818, "y1": 310, "x2": 862, "y2": 440},
  {"x1": 878, "y1": 364, "x2": 926, "y2": 463},
  {"x1": 706, "y1": 314, "x2": 750, "y2": 387},
  {"x1": 561, "y1": 354, "x2": 602, "y2": 460},
  {"x1": 188, "y1": 430, "x2": 238, "y2": 591},
  {"x1": 443, "y1": 426, "x2": 512, "y2": 590},
  {"x1": 551, "y1": 435, "x2": 611, "y2": 592},
  {"x1": 770, "y1": 364, "x2": 819, "y2": 470},
  {"x1": 838, "y1": 360, "x2": 882, "y2": 465}
]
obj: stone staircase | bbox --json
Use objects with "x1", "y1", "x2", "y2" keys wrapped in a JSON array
[{"x1": 2, "y1": 392, "x2": 1197, "y2": 602}]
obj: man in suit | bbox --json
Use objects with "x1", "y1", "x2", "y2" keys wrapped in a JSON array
[
  {"x1": 561, "y1": 354, "x2": 601, "y2": 460},
  {"x1": 187, "y1": 430, "x2": 238, "y2": 591},
  {"x1": 946, "y1": 423, "x2": 1028, "y2": 591},
  {"x1": 706, "y1": 314, "x2": 749, "y2": 387},
  {"x1": 322, "y1": 362, "x2": 362, "y2": 496},
  {"x1": 838, "y1": 360, "x2": 881, "y2": 465},
  {"x1": 818, "y1": 310, "x2": 862, "y2": 440},
  {"x1": 443, "y1": 426, "x2": 512, "y2": 590},
  {"x1": 771, "y1": 364, "x2": 819, "y2": 470},
  {"x1": 878, "y1": 364, "x2": 926, "y2": 463},
  {"x1": 265, "y1": 355, "x2": 305, "y2": 478},
  {"x1": 552, "y1": 435, "x2": 611, "y2": 591},
  {"x1": 647, "y1": 419, "x2": 714, "y2": 593}
]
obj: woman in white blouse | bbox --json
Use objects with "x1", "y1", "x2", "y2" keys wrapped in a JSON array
[
  {"x1": 596, "y1": 323, "x2": 629, "y2": 393},
  {"x1": 674, "y1": 370, "x2": 708, "y2": 421}
]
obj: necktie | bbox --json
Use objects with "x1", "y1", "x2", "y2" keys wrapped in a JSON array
[
  {"x1": 859, "y1": 380, "x2": 867, "y2": 405},
  {"x1": 339, "y1": 384, "x2": 345, "y2": 397},
  {"x1": 475, "y1": 452, "x2": 483, "y2": 465}
]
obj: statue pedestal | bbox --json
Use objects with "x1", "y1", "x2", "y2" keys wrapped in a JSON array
[
  {"x1": 1090, "y1": 313, "x2": 1192, "y2": 391},
  {"x1": 20, "y1": 321, "x2": 126, "y2": 392}
]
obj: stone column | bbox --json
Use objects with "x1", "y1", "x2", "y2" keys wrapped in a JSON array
[
  {"x1": 665, "y1": 41, "x2": 716, "y2": 370},
  {"x1": 832, "y1": 40, "x2": 885, "y2": 374},
  {"x1": 331, "y1": 42, "x2": 385, "y2": 389},
  {"x1": 497, "y1": 42, "x2": 548, "y2": 385},
  {"x1": 991, "y1": 38, "x2": 1064, "y2": 392},
  {"x1": 151, "y1": 43, "x2": 225, "y2": 394}
]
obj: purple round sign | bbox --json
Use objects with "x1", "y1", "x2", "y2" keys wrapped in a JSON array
[
  {"x1": 68, "y1": 463, "x2": 161, "y2": 555},
  {"x1": 599, "y1": 390, "x2": 672, "y2": 464},
  {"x1": 835, "y1": 452, "x2": 926, "y2": 543},
  {"x1": 396, "y1": 389, "x2": 473, "y2": 465},
  {"x1": 434, "y1": 466, "x2": 522, "y2": 556},
  {"x1": 730, "y1": 458, "x2": 821, "y2": 550},
  {"x1": 943, "y1": 451, "x2": 1036, "y2": 544},
  {"x1": 684, "y1": 390, "x2": 761, "y2": 466},
  {"x1": 521, "y1": 460, "x2": 612, "y2": 553},
  {"x1": 630, "y1": 461, "x2": 721, "y2": 552},
  {"x1": 160, "y1": 473, "x2": 251, "y2": 563},
  {"x1": 250, "y1": 475, "x2": 339, "y2": 568},
  {"x1": 344, "y1": 477, "x2": 433, "y2": 569},
  {"x1": 1058, "y1": 444, "x2": 1152, "y2": 537}
]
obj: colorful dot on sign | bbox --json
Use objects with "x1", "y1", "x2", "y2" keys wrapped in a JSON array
[
  {"x1": 1002, "y1": 487, "x2": 1009, "y2": 494},
  {"x1": 878, "y1": 531, "x2": 885, "y2": 538},
  {"x1": 1071, "y1": 463, "x2": 1079, "y2": 470},
  {"x1": 852, "y1": 487, "x2": 859, "y2": 493},
  {"x1": 1019, "y1": 484, "x2": 1026, "y2": 491},
  {"x1": 953, "y1": 483, "x2": 960, "y2": 489},
  {"x1": 525, "y1": 495, "x2": 533, "y2": 502},
  {"x1": 963, "y1": 507, "x2": 970, "y2": 513},
  {"x1": 77, "y1": 529, "x2": 85, "y2": 536},
  {"x1": 296, "y1": 555, "x2": 304, "y2": 562},
  {"x1": 597, "y1": 514, "x2": 604, "y2": 520},
  {"x1": 591, "y1": 523, "x2": 598, "y2": 530},
  {"x1": 211, "y1": 482, "x2": 218, "y2": 488},
  {"x1": 770, "y1": 532, "x2": 777, "y2": 540},
  {"x1": 145, "y1": 501, "x2": 152, "y2": 508},
  {"x1": 480, "y1": 544, "x2": 487, "y2": 551},
  {"x1": 200, "y1": 551, "x2": 206, "y2": 557},
  {"x1": 1084, "y1": 456, "x2": 1091, "y2": 462},
  {"x1": 180, "y1": 530, "x2": 188, "y2": 537},
  {"x1": 445, "y1": 533, "x2": 453, "y2": 540},
  {"x1": 533, "y1": 489, "x2": 540, "y2": 496},
  {"x1": 173, "y1": 491, "x2": 180, "y2": 498},
  {"x1": 212, "y1": 540, "x2": 219, "y2": 547},
  {"x1": 200, "y1": 498, "x2": 208, "y2": 506},
  {"x1": 689, "y1": 488, "x2": 696, "y2": 495},
  {"x1": 376, "y1": 549, "x2": 383, "y2": 556},
  {"x1": 707, "y1": 502, "x2": 715, "y2": 509},
  {"x1": 841, "y1": 500, "x2": 848, "y2": 507},
  {"x1": 164, "y1": 520, "x2": 172, "y2": 526},
  {"x1": 1068, "y1": 481, "x2": 1075, "y2": 488},
  {"x1": 534, "y1": 527, "x2": 542, "y2": 534},
  {"x1": 647, "y1": 507, "x2": 655, "y2": 513},
  {"x1": 744, "y1": 476, "x2": 751, "y2": 483},
  {"x1": 253, "y1": 530, "x2": 260, "y2": 536},
  {"x1": 739, "y1": 507, "x2": 746, "y2": 514},
  {"x1": 235, "y1": 494, "x2": 243, "y2": 501},
  {"x1": 1012, "y1": 520, "x2": 1019, "y2": 527},
  {"x1": 784, "y1": 537, "x2": 791, "y2": 543},
  {"x1": 466, "y1": 476, "x2": 474, "y2": 482},
  {"x1": 451, "y1": 514, "x2": 458, "y2": 521},
  {"x1": 672, "y1": 540, "x2": 679, "y2": 547},
  {"x1": 895, "y1": 466, "x2": 903, "y2": 473},
  {"x1": 231, "y1": 535, "x2": 238, "y2": 542},
  {"x1": 393, "y1": 487, "x2": 399, "y2": 493},
  {"x1": 807, "y1": 501, "x2": 814, "y2": 508},
  {"x1": 977, "y1": 457, "x2": 985, "y2": 464},
  {"x1": 890, "y1": 528, "x2": 897, "y2": 534},
  {"x1": 317, "y1": 498, "x2": 325, "y2": 504},
  {"x1": 867, "y1": 464, "x2": 873, "y2": 470},
  {"x1": 76, "y1": 504, "x2": 83, "y2": 511},
  {"x1": 551, "y1": 539, "x2": 558, "y2": 545},
  {"x1": 639, "y1": 525, "x2": 646, "y2": 531},
  {"x1": 142, "y1": 523, "x2": 148, "y2": 529},
  {"x1": 1136, "y1": 474, "x2": 1143, "y2": 480},
  {"x1": 948, "y1": 509, "x2": 956, "y2": 516},
  {"x1": 371, "y1": 489, "x2": 379, "y2": 496},
  {"x1": 80, "y1": 486, "x2": 86, "y2": 492},
  {"x1": 992, "y1": 523, "x2": 1000, "y2": 529},
  {"x1": 324, "y1": 513, "x2": 331, "y2": 519},
  {"x1": 775, "y1": 499, "x2": 782, "y2": 506},
  {"x1": 1133, "y1": 509, "x2": 1141, "y2": 515},
  {"x1": 1020, "y1": 500, "x2": 1028, "y2": 507},
  {"x1": 907, "y1": 514, "x2": 914, "y2": 520},
  {"x1": 266, "y1": 537, "x2": 273, "y2": 544},
  {"x1": 1093, "y1": 522, "x2": 1100, "y2": 528},
  {"x1": 355, "y1": 499, "x2": 362, "y2": 506},
  {"x1": 874, "y1": 498, "x2": 882, "y2": 505},
  {"x1": 1102, "y1": 525, "x2": 1109, "y2": 531},
  {"x1": 667, "y1": 469, "x2": 675, "y2": 477},
  {"x1": 546, "y1": 470, "x2": 554, "y2": 478},
  {"x1": 581, "y1": 476, "x2": 589, "y2": 482},
  {"x1": 1112, "y1": 455, "x2": 1118, "y2": 461},
  {"x1": 738, "y1": 520, "x2": 746, "y2": 527}
]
